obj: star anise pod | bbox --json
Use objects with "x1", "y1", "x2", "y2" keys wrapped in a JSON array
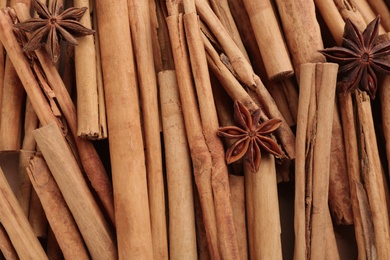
[
  {"x1": 15, "y1": 0, "x2": 94, "y2": 62},
  {"x1": 319, "y1": 16, "x2": 390, "y2": 99},
  {"x1": 217, "y1": 101, "x2": 283, "y2": 172}
]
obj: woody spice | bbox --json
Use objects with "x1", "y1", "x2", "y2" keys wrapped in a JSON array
[{"x1": 95, "y1": 0, "x2": 154, "y2": 258}]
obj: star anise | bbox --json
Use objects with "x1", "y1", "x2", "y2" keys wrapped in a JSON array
[
  {"x1": 319, "y1": 16, "x2": 390, "y2": 99},
  {"x1": 15, "y1": 0, "x2": 94, "y2": 62},
  {"x1": 217, "y1": 101, "x2": 283, "y2": 172}
]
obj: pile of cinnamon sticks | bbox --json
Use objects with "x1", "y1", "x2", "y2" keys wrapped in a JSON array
[{"x1": 0, "y1": 0, "x2": 390, "y2": 259}]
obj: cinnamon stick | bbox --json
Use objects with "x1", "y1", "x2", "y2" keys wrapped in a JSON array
[
  {"x1": 127, "y1": 1, "x2": 168, "y2": 258},
  {"x1": 183, "y1": 3, "x2": 240, "y2": 258},
  {"x1": 208, "y1": 0, "x2": 249, "y2": 61},
  {"x1": 328, "y1": 104, "x2": 353, "y2": 225},
  {"x1": 0, "y1": 57, "x2": 24, "y2": 150},
  {"x1": 229, "y1": 174, "x2": 247, "y2": 260},
  {"x1": 245, "y1": 154, "x2": 282, "y2": 259},
  {"x1": 295, "y1": 63, "x2": 339, "y2": 259},
  {"x1": 339, "y1": 92, "x2": 372, "y2": 259},
  {"x1": 0, "y1": 224, "x2": 18, "y2": 260},
  {"x1": 27, "y1": 154, "x2": 89, "y2": 260},
  {"x1": 33, "y1": 123, "x2": 117, "y2": 259},
  {"x1": 166, "y1": 7, "x2": 219, "y2": 258},
  {"x1": 74, "y1": 0, "x2": 106, "y2": 140},
  {"x1": 95, "y1": 0, "x2": 154, "y2": 257},
  {"x1": 0, "y1": 0, "x2": 5, "y2": 131},
  {"x1": 158, "y1": 70, "x2": 197, "y2": 260},
  {"x1": 14, "y1": 4, "x2": 115, "y2": 224},
  {"x1": 274, "y1": 0, "x2": 326, "y2": 80},
  {"x1": 0, "y1": 167, "x2": 47, "y2": 259},
  {"x1": 355, "y1": 91, "x2": 390, "y2": 259},
  {"x1": 366, "y1": 0, "x2": 390, "y2": 32},
  {"x1": 241, "y1": 0, "x2": 294, "y2": 80}
]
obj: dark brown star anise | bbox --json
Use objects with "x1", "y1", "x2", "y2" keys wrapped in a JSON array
[
  {"x1": 217, "y1": 101, "x2": 283, "y2": 172},
  {"x1": 319, "y1": 16, "x2": 390, "y2": 99},
  {"x1": 15, "y1": 0, "x2": 94, "y2": 62}
]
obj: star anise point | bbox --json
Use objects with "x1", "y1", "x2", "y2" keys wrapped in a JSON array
[
  {"x1": 319, "y1": 16, "x2": 390, "y2": 99},
  {"x1": 218, "y1": 101, "x2": 282, "y2": 173},
  {"x1": 15, "y1": 0, "x2": 94, "y2": 62}
]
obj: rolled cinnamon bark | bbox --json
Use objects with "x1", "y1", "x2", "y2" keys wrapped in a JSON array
[
  {"x1": 274, "y1": 0, "x2": 325, "y2": 80},
  {"x1": 27, "y1": 154, "x2": 89, "y2": 260},
  {"x1": 0, "y1": 57, "x2": 24, "y2": 150},
  {"x1": 95, "y1": 0, "x2": 154, "y2": 257},
  {"x1": 241, "y1": 0, "x2": 294, "y2": 80},
  {"x1": 295, "y1": 63, "x2": 339, "y2": 259},
  {"x1": 208, "y1": 0, "x2": 249, "y2": 61},
  {"x1": 0, "y1": 167, "x2": 47, "y2": 259},
  {"x1": 74, "y1": 0, "x2": 106, "y2": 140},
  {"x1": 245, "y1": 154, "x2": 282, "y2": 259},
  {"x1": 0, "y1": 224, "x2": 18, "y2": 260},
  {"x1": 183, "y1": 3, "x2": 240, "y2": 258},
  {"x1": 33, "y1": 123, "x2": 117, "y2": 259},
  {"x1": 159, "y1": 70, "x2": 197, "y2": 260},
  {"x1": 366, "y1": 0, "x2": 390, "y2": 31},
  {"x1": 355, "y1": 91, "x2": 390, "y2": 259},
  {"x1": 14, "y1": 4, "x2": 115, "y2": 224},
  {"x1": 127, "y1": 1, "x2": 168, "y2": 258},
  {"x1": 339, "y1": 92, "x2": 371, "y2": 259},
  {"x1": 166, "y1": 7, "x2": 218, "y2": 258}
]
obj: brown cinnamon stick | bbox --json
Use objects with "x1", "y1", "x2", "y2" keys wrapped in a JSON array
[
  {"x1": 228, "y1": 174, "x2": 247, "y2": 260},
  {"x1": 95, "y1": 0, "x2": 154, "y2": 257},
  {"x1": 74, "y1": 0, "x2": 106, "y2": 140},
  {"x1": 295, "y1": 63, "x2": 339, "y2": 259},
  {"x1": 27, "y1": 154, "x2": 89, "y2": 260},
  {"x1": 355, "y1": 91, "x2": 390, "y2": 259},
  {"x1": 245, "y1": 154, "x2": 282, "y2": 259},
  {"x1": 14, "y1": 3, "x2": 115, "y2": 225},
  {"x1": 127, "y1": 1, "x2": 168, "y2": 258},
  {"x1": 158, "y1": 70, "x2": 197, "y2": 260},
  {"x1": 0, "y1": 167, "x2": 47, "y2": 259},
  {"x1": 166, "y1": 7, "x2": 219, "y2": 258},
  {"x1": 183, "y1": 3, "x2": 240, "y2": 258},
  {"x1": 0, "y1": 224, "x2": 18, "y2": 260},
  {"x1": 208, "y1": 0, "x2": 249, "y2": 61},
  {"x1": 33, "y1": 123, "x2": 117, "y2": 259},
  {"x1": 0, "y1": 57, "x2": 24, "y2": 150},
  {"x1": 339, "y1": 92, "x2": 372, "y2": 259},
  {"x1": 241, "y1": 0, "x2": 294, "y2": 80},
  {"x1": 274, "y1": 0, "x2": 325, "y2": 80}
]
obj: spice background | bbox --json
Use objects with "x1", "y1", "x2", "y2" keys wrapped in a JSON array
[{"x1": 0, "y1": 0, "x2": 389, "y2": 259}]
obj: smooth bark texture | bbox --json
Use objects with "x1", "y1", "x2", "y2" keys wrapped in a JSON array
[
  {"x1": 159, "y1": 70, "x2": 197, "y2": 260},
  {"x1": 0, "y1": 167, "x2": 47, "y2": 259},
  {"x1": 95, "y1": 0, "x2": 154, "y2": 258},
  {"x1": 27, "y1": 155, "x2": 89, "y2": 260},
  {"x1": 33, "y1": 123, "x2": 116, "y2": 259},
  {"x1": 128, "y1": 1, "x2": 168, "y2": 258}
]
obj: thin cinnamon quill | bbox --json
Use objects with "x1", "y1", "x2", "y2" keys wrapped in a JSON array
[
  {"x1": 159, "y1": 70, "x2": 197, "y2": 260},
  {"x1": 245, "y1": 154, "x2": 282, "y2": 259},
  {"x1": 74, "y1": 0, "x2": 107, "y2": 140},
  {"x1": 166, "y1": 5, "x2": 219, "y2": 258},
  {"x1": 0, "y1": 224, "x2": 18, "y2": 260},
  {"x1": 95, "y1": 0, "x2": 154, "y2": 257},
  {"x1": 0, "y1": 167, "x2": 48, "y2": 259},
  {"x1": 33, "y1": 123, "x2": 117, "y2": 259},
  {"x1": 127, "y1": 1, "x2": 168, "y2": 258},
  {"x1": 0, "y1": 57, "x2": 24, "y2": 151},
  {"x1": 14, "y1": 3, "x2": 115, "y2": 224},
  {"x1": 183, "y1": 1, "x2": 240, "y2": 258},
  {"x1": 241, "y1": 0, "x2": 294, "y2": 80},
  {"x1": 27, "y1": 155, "x2": 89, "y2": 260},
  {"x1": 274, "y1": 0, "x2": 325, "y2": 80},
  {"x1": 295, "y1": 63, "x2": 340, "y2": 259}
]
